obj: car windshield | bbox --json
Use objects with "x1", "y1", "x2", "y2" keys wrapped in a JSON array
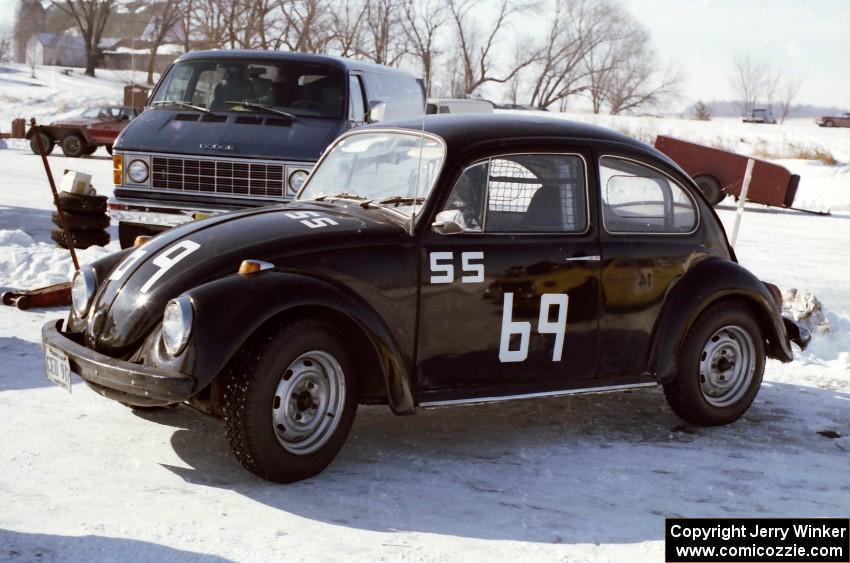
[
  {"x1": 80, "y1": 107, "x2": 117, "y2": 119},
  {"x1": 298, "y1": 131, "x2": 445, "y2": 216},
  {"x1": 150, "y1": 59, "x2": 345, "y2": 118}
]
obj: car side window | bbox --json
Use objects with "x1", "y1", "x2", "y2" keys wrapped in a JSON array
[
  {"x1": 348, "y1": 76, "x2": 366, "y2": 122},
  {"x1": 600, "y1": 156, "x2": 696, "y2": 234},
  {"x1": 442, "y1": 154, "x2": 588, "y2": 233}
]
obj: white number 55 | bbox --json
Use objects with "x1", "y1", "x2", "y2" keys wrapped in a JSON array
[{"x1": 499, "y1": 293, "x2": 568, "y2": 363}]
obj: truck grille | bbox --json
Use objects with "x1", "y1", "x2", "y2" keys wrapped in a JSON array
[{"x1": 151, "y1": 156, "x2": 286, "y2": 198}]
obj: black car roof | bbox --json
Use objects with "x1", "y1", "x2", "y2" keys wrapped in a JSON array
[
  {"x1": 176, "y1": 50, "x2": 413, "y2": 77},
  {"x1": 372, "y1": 113, "x2": 682, "y2": 171}
]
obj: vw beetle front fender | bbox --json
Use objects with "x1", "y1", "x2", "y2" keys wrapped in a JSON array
[{"x1": 182, "y1": 271, "x2": 415, "y2": 414}]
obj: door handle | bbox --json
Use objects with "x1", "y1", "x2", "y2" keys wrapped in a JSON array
[{"x1": 565, "y1": 255, "x2": 601, "y2": 262}]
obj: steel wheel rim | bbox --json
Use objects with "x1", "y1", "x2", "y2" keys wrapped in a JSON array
[
  {"x1": 66, "y1": 137, "x2": 80, "y2": 153},
  {"x1": 271, "y1": 350, "x2": 346, "y2": 455},
  {"x1": 698, "y1": 325, "x2": 755, "y2": 407}
]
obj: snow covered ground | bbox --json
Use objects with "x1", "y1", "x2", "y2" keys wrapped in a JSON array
[{"x1": 1, "y1": 71, "x2": 849, "y2": 561}]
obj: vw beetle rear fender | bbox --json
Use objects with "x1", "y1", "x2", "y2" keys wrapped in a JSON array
[
  {"x1": 183, "y1": 271, "x2": 415, "y2": 414},
  {"x1": 650, "y1": 257, "x2": 793, "y2": 384}
]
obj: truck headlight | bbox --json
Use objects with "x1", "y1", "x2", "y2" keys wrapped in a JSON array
[
  {"x1": 288, "y1": 169, "x2": 309, "y2": 193},
  {"x1": 127, "y1": 159, "x2": 149, "y2": 183},
  {"x1": 71, "y1": 266, "x2": 97, "y2": 317},
  {"x1": 162, "y1": 296, "x2": 193, "y2": 356}
]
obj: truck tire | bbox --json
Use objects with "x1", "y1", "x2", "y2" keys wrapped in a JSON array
[
  {"x1": 51, "y1": 211, "x2": 110, "y2": 231},
  {"x1": 693, "y1": 175, "x2": 724, "y2": 206},
  {"x1": 83, "y1": 145, "x2": 98, "y2": 156},
  {"x1": 51, "y1": 227, "x2": 110, "y2": 249},
  {"x1": 222, "y1": 318, "x2": 358, "y2": 483},
  {"x1": 663, "y1": 301, "x2": 765, "y2": 426},
  {"x1": 106, "y1": 144, "x2": 113, "y2": 155},
  {"x1": 57, "y1": 192, "x2": 108, "y2": 215},
  {"x1": 61, "y1": 133, "x2": 88, "y2": 158},
  {"x1": 29, "y1": 133, "x2": 54, "y2": 156}
]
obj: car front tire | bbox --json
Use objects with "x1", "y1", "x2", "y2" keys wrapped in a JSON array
[
  {"x1": 61, "y1": 134, "x2": 88, "y2": 158},
  {"x1": 222, "y1": 318, "x2": 357, "y2": 483},
  {"x1": 663, "y1": 301, "x2": 765, "y2": 426}
]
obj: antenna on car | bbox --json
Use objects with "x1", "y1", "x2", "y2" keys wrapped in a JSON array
[{"x1": 409, "y1": 77, "x2": 429, "y2": 236}]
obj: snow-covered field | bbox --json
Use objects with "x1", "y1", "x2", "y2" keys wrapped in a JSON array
[{"x1": 1, "y1": 67, "x2": 849, "y2": 562}]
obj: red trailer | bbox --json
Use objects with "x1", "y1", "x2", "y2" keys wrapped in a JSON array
[{"x1": 654, "y1": 135, "x2": 799, "y2": 208}]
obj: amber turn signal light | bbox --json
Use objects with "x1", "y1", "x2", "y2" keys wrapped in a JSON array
[
  {"x1": 134, "y1": 235, "x2": 151, "y2": 247},
  {"x1": 112, "y1": 154, "x2": 122, "y2": 185},
  {"x1": 238, "y1": 260, "x2": 273, "y2": 276}
]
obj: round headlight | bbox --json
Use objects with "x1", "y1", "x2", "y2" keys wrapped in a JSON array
[
  {"x1": 71, "y1": 267, "x2": 97, "y2": 317},
  {"x1": 127, "y1": 159, "x2": 149, "y2": 183},
  {"x1": 162, "y1": 297, "x2": 193, "y2": 356},
  {"x1": 288, "y1": 169, "x2": 309, "y2": 193}
]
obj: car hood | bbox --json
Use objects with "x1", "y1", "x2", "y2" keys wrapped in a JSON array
[
  {"x1": 87, "y1": 202, "x2": 409, "y2": 355},
  {"x1": 114, "y1": 109, "x2": 345, "y2": 160}
]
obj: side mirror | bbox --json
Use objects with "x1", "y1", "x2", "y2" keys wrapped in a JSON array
[
  {"x1": 366, "y1": 101, "x2": 387, "y2": 123},
  {"x1": 431, "y1": 210, "x2": 466, "y2": 235}
]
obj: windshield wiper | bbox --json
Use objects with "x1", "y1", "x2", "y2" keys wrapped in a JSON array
[
  {"x1": 151, "y1": 100, "x2": 211, "y2": 113},
  {"x1": 226, "y1": 101, "x2": 296, "y2": 120},
  {"x1": 314, "y1": 192, "x2": 368, "y2": 202},
  {"x1": 377, "y1": 196, "x2": 426, "y2": 206}
]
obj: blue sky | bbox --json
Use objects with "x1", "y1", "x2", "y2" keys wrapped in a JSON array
[{"x1": 2, "y1": 0, "x2": 848, "y2": 108}]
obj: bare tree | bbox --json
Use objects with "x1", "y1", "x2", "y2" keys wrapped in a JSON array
[
  {"x1": 0, "y1": 31, "x2": 11, "y2": 63},
  {"x1": 144, "y1": 0, "x2": 187, "y2": 85},
  {"x1": 403, "y1": 0, "x2": 447, "y2": 96},
  {"x1": 693, "y1": 100, "x2": 711, "y2": 121},
  {"x1": 13, "y1": 0, "x2": 45, "y2": 63},
  {"x1": 604, "y1": 41, "x2": 682, "y2": 115},
  {"x1": 53, "y1": 0, "x2": 116, "y2": 76},
  {"x1": 777, "y1": 77, "x2": 802, "y2": 124},
  {"x1": 357, "y1": 0, "x2": 406, "y2": 65},
  {"x1": 25, "y1": 36, "x2": 38, "y2": 77},
  {"x1": 277, "y1": 0, "x2": 335, "y2": 53},
  {"x1": 529, "y1": 0, "x2": 623, "y2": 110},
  {"x1": 730, "y1": 53, "x2": 775, "y2": 114},
  {"x1": 447, "y1": 0, "x2": 535, "y2": 96},
  {"x1": 327, "y1": 0, "x2": 366, "y2": 57}
]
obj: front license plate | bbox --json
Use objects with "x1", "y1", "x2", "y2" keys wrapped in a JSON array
[{"x1": 44, "y1": 345, "x2": 72, "y2": 393}]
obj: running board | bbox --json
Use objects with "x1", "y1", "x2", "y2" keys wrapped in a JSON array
[{"x1": 418, "y1": 381, "x2": 658, "y2": 408}]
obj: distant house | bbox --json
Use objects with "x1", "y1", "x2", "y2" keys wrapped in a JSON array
[{"x1": 25, "y1": 33, "x2": 123, "y2": 67}]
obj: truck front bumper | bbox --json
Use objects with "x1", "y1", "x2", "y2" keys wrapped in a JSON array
[
  {"x1": 42, "y1": 320, "x2": 195, "y2": 406},
  {"x1": 108, "y1": 196, "x2": 240, "y2": 227}
]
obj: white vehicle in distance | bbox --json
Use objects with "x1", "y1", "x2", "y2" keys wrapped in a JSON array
[{"x1": 426, "y1": 98, "x2": 494, "y2": 114}]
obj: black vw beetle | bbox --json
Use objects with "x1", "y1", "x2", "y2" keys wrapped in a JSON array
[{"x1": 43, "y1": 114, "x2": 810, "y2": 483}]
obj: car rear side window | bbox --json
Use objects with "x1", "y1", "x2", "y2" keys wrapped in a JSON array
[
  {"x1": 442, "y1": 154, "x2": 588, "y2": 233},
  {"x1": 599, "y1": 156, "x2": 697, "y2": 234}
]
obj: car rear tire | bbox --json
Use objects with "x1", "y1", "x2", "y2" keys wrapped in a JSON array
[
  {"x1": 61, "y1": 134, "x2": 88, "y2": 158},
  {"x1": 693, "y1": 175, "x2": 724, "y2": 206},
  {"x1": 222, "y1": 318, "x2": 357, "y2": 483},
  {"x1": 663, "y1": 301, "x2": 765, "y2": 426},
  {"x1": 57, "y1": 192, "x2": 108, "y2": 215},
  {"x1": 50, "y1": 227, "x2": 110, "y2": 249},
  {"x1": 52, "y1": 211, "x2": 110, "y2": 231},
  {"x1": 29, "y1": 132, "x2": 54, "y2": 155}
]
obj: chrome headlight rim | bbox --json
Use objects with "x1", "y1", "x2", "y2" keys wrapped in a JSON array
[
  {"x1": 288, "y1": 169, "x2": 309, "y2": 193},
  {"x1": 127, "y1": 159, "x2": 149, "y2": 184},
  {"x1": 71, "y1": 266, "x2": 97, "y2": 318},
  {"x1": 162, "y1": 296, "x2": 193, "y2": 356}
]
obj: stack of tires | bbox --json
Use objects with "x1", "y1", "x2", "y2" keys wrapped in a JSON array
[{"x1": 52, "y1": 192, "x2": 111, "y2": 249}]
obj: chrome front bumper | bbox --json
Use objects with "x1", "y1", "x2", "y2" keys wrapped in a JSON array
[{"x1": 108, "y1": 196, "x2": 240, "y2": 227}]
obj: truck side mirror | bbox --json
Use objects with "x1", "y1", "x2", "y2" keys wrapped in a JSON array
[
  {"x1": 367, "y1": 101, "x2": 387, "y2": 124},
  {"x1": 432, "y1": 210, "x2": 466, "y2": 235}
]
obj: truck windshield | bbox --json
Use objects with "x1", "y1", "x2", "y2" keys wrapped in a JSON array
[
  {"x1": 298, "y1": 132, "x2": 445, "y2": 216},
  {"x1": 150, "y1": 59, "x2": 345, "y2": 118}
]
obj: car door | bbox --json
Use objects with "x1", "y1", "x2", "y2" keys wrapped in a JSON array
[
  {"x1": 596, "y1": 154, "x2": 702, "y2": 379},
  {"x1": 416, "y1": 151, "x2": 602, "y2": 401}
]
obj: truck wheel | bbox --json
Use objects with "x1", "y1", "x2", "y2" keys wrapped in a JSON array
[
  {"x1": 663, "y1": 301, "x2": 765, "y2": 426},
  {"x1": 29, "y1": 133, "x2": 54, "y2": 156},
  {"x1": 824, "y1": 120, "x2": 834, "y2": 128},
  {"x1": 52, "y1": 211, "x2": 110, "y2": 231},
  {"x1": 106, "y1": 144, "x2": 113, "y2": 155},
  {"x1": 693, "y1": 175, "x2": 724, "y2": 206},
  {"x1": 222, "y1": 318, "x2": 357, "y2": 483},
  {"x1": 51, "y1": 227, "x2": 110, "y2": 249},
  {"x1": 57, "y1": 192, "x2": 108, "y2": 215},
  {"x1": 83, "y1": 145, "x2": 98, "y2": 156},
  {"x1": 61, "y1": 134, "x2": 88, "y2": 158}
]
